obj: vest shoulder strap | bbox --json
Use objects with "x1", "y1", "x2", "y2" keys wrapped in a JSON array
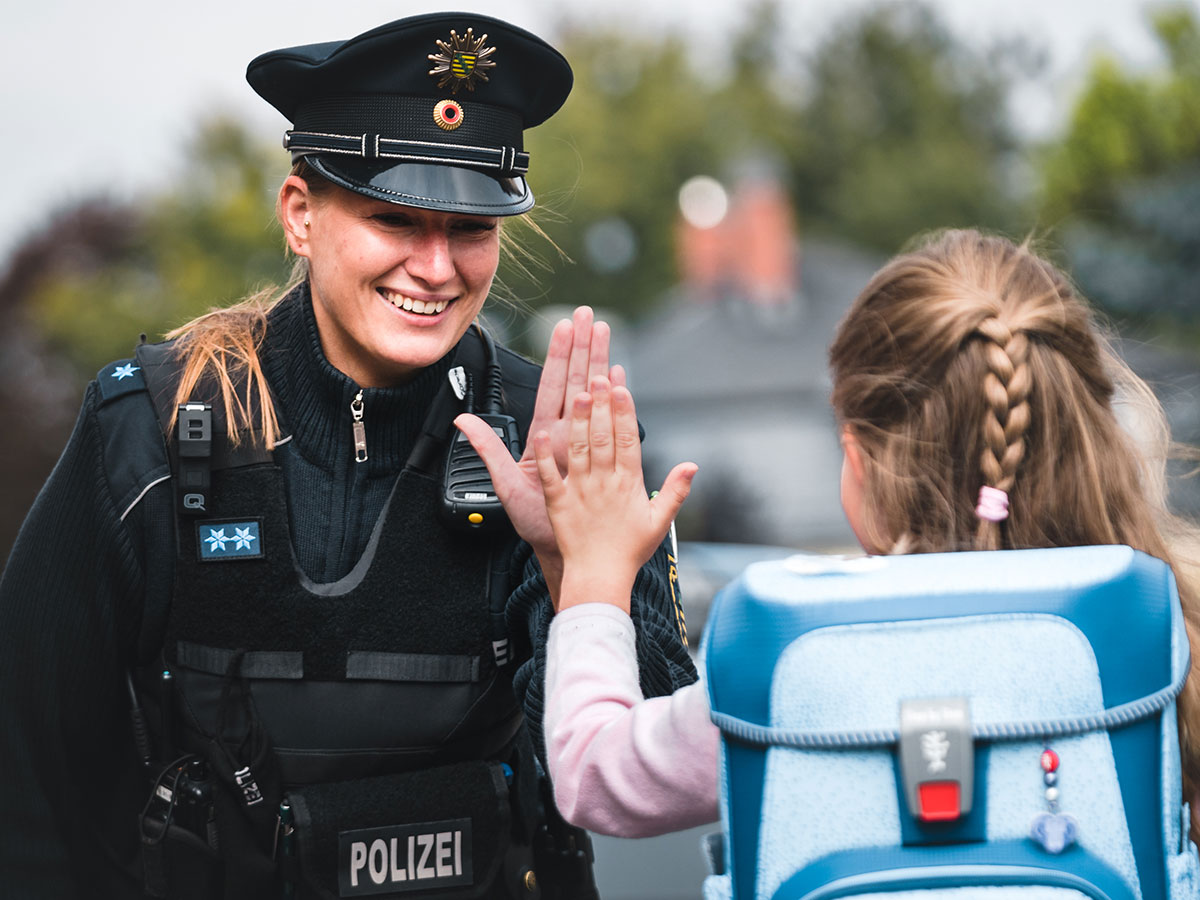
[
  {"x1": 93, "y1": 357, "x2": 170, "y2": 522},
  {"x1": 134, "y1": 340, "x2": 274, "y2": 471},
  {"x1": 92, "y1": 354, "x2": 177, "y2": 663}
]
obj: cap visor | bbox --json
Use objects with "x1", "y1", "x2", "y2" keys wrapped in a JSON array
[{"x1": 307, "y1": 156, "x2": 533, "y2": 216}]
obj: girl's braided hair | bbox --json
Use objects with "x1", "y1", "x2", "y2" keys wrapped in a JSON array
[{"x1": 828, "y1": 229, "x2": 1200, "y2": 835}]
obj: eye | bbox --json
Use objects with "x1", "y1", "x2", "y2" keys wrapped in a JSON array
[
  {"x1": 452, "y1": 218, "x2": 498, "y2": 236},
  {"x1": 372, "y1": 213, "x2": 415, "y2": 228}
]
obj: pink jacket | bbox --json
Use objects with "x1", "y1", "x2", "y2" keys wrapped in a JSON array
[{"x1": 544, "y1": 603, "x2": 720, "y2": 837}]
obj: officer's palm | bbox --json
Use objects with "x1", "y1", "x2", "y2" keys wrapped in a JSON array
[{"x1": 455, "y1": 306, "x2": 622, "y2": 559}]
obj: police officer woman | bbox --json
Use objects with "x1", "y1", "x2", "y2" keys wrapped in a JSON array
[{"x1": 0, "y1": 13, "x2": 694, "y2": 899}]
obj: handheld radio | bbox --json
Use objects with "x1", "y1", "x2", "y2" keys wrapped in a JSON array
[{"x1": 441, "y1": 324, "x2": 521, "y2": 535}]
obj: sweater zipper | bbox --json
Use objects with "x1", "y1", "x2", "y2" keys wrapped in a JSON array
[{"x1": 351, "y1": 390, "x2": 368, "y2": 463}]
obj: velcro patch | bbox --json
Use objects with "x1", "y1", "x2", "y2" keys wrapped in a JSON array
[
  {"x1": 339, "y1": 819, "x2": 472, "y2": 896},
  {"x1": 196, "y1": 519, "x2": 264, "y2": 561}
]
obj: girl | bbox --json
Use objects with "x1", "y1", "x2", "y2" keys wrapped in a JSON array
[{"x1": 527, "y1": 228, "x2": 1200, "y2": 843}]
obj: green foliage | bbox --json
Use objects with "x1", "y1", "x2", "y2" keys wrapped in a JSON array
[
  {"x1": 501, "y1": 0, "x2": 1030, "y2": 342},
  {"x1": 1041, "y1": 5, "x2": 1200, "y2": 223},
  {"x1": 790, "y1": 3, "x2": 1028, "y2": 250},
  {"x1": 28, "y1": 117, "x2": 292, "y2": 377},
  {"x1": 504, "y1": 27, "x2": 734, "y2": 330},
  {"x1": 1038, "y1": 4, "x2": 1200, "y2": 334}
]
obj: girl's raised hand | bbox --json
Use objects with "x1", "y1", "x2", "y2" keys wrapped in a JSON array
[
  {"x1": 454, "y1": 307, "x2": 620, "y2": 584},
  {"x1": 534, "y1": 375, "x2": 697, "y2": 613}
]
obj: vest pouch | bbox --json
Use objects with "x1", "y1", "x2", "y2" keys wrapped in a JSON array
[
  {"x1": 140, "y1": 820, "x2": 223, "y2": 899},
  {"x1": 285, "y1": 760, "x2": 525, "y2": 900},
  {"x1": 138, "y1": 756, "x2": 227, "y2": 899}
]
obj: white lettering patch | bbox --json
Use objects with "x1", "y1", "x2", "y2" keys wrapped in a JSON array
[{"x1": 339, "y1": 819, "x2": 471, "y2": 896}]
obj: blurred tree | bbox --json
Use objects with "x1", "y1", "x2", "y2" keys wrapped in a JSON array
[
  {"x1": 789, "y1": 2, "x2": 1032, "y2": 251},
  {"x1": 0, "y1": 200, "x2": 138, "y2": 562},
  {"x1": 28, "y1": 116, "x2": 292, "y2": 380},
  {"x1": 1039, "y1": 5, "x2": 1200, "y2": 336},
  {"x1": 507, "y1": 0, "x2": 1032, "y2": 348},
  {"x1": 506, "y1": 25, "x2": 735, "y2": 337}
]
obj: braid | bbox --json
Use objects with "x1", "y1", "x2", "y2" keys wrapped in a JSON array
[
  {"x1": 974, "y1": 316, "x2": 1032, "y2": 548},
  {"x1": 830, "y1": 230, "x2": 1200, "y2": 843}
]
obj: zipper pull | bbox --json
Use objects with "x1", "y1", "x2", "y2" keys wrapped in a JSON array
[{"x1": 351, "y1": 390, "x2": 368, "y2": 463}]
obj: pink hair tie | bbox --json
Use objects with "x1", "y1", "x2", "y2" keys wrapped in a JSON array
[{"x1": 976, "y1": 485, "x2": 1009, "y2": 522}]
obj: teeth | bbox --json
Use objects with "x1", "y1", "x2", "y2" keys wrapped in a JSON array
[{"x1": 382, "y1": 291, "x2": 448, "y2": 316}]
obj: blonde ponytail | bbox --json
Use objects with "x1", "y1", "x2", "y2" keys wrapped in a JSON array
[{"x1": 164, "y1": 278, "x2": 299, "y2": 447}]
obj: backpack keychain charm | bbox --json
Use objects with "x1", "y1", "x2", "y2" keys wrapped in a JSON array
[{"x1": 1030, "y1": 746, "x2": 1079, "y2": 853}]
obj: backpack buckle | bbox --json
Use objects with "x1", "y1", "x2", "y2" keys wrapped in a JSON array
[{"x1": 899, "y1": 697, "x2": 974, "y2": 822}]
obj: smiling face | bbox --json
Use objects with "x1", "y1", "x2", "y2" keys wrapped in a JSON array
[{"x1": 280, "y1": 174, "x2": 500, "y2": 387}]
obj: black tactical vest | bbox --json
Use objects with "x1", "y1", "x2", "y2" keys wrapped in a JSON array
[{"x1": 125, "y1": 331, "x2": 584, "y2": 900}]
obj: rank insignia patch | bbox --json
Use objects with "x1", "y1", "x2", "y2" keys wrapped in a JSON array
[
  {"x1": 197, "y1": 519, "x2": 264, "y2": 561},
  {"x1": 96, "y1": 358, "x2": 146, "y2": 404},
  {"x1": 428, "y1": 28, "x2": 496, "y2": 93}
]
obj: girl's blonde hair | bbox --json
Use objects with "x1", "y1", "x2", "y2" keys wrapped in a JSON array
[{"x1": 828, "y1": 228, "x2": 1200, "y2": 829}]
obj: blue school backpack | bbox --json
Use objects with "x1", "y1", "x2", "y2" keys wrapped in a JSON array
[{"x1": 700, "y1": 545, "x2": 1199, "y2": 900}]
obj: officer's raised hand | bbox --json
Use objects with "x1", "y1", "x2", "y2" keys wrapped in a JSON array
[{"x1": 455, "y1": 305, "x2": 621, "y2": 598}]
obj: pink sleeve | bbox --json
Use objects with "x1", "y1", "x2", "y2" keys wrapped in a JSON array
[{"x1": 544, "y1": 603, "x2": 720, "y2": 838}]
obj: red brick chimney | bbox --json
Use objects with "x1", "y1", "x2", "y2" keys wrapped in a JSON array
[{"x1": 676, "y1": 175, "x2": 798, "y2": 306}]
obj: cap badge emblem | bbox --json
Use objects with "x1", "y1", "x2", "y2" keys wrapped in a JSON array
[
  {"x1": 428, "y1": 28, "x2": 496, "y2": 93},
  {"x1": 433, "y1": 99, "x2": 464, "y2": 131}
]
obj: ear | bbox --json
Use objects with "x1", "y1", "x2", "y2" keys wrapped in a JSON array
[
  {"x1": 841, "y1": 425, "x2": 866, "y2": 487},
  {"x1": 279, "y1": 175, "x2": 313, "y2": 258},
  {"x1": 839, "y1": 424, "x2": 876, "y2": 554}
]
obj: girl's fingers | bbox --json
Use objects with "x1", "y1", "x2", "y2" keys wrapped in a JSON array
[
  {"x1": 532, "y1": 430, "x2": 564, "y2": 502},
  {"x1": 609, "y1": 364, "x2": 627, "y2": 390},
  {"x1": 566, "y1": 391, "x2": 593, "y2": 477},
  {"x1": 650, "y1": 462, "x2": 699, "y2": 535},
  {"x1": 588, "y1": 376, "x2": 615, "y2": 471},
  {"x1": 611, "y1": 385, "x2": 643, "y2": 476}
]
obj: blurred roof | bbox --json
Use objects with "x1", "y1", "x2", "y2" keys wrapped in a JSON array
[{"x1": 626, "y1": 236, "x2": 883, "y2": 404}]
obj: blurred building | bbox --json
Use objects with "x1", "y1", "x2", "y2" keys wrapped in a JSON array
[{"x1": 624, "y1": 171, "x2": 877, "y2": 551}]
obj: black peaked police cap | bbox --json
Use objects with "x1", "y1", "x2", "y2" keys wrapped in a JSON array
[{"x1": 246, "y1": 12, "x2": 572, "y2": 216}]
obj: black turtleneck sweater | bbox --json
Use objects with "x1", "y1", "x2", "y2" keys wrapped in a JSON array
[
  {"x1": 262, "y1": 286, "x2": 454, "y2": 583},
  {"x1": 0, "y1": 286, "x2": 696, "y2": 898}
]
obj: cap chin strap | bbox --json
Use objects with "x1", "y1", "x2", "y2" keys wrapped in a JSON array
[{"x1": 284, "y1": 130, "x2": 529, "y2": 177}]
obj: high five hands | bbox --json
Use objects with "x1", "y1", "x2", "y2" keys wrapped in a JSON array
[
  {"x1": 534, "y1": 375, "x2": 697, "y2": 613},
  {"x1": 453, "y1": 307, "x2": 623, "y2": 598},
  {"x1": 454, "y1": 307, "x2": 696, "y2": 608}
]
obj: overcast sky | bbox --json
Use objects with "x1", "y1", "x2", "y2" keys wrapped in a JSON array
[{"x1": 1, "y1": 0, "x2": 1186, "y2": 263}]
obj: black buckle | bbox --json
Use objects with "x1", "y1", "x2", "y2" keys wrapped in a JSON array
[{"x1": 177, "y1": 403, "x2": 212, "y2": 516}]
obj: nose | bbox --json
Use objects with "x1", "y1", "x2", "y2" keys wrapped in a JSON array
[{"x1": 405, "y1": 226, "x2": 456, "y2": 287}]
